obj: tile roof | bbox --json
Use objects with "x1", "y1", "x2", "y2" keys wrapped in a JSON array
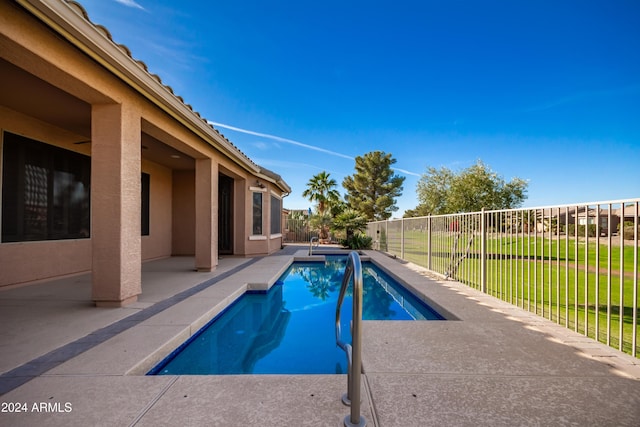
[{"x1": 63, "y1": 0, "x2": 273, "y2": 179}]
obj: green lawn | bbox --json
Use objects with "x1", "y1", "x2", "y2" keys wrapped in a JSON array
[{"x1": 379, "y1": 229, "x2": 639, "y2": 357}]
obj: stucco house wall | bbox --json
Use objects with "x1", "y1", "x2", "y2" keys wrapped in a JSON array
[
  {"x1": 0, "y1": 0, "x2": 290, "y2": 304},
  {"x1": 141, "y1": 159, "x2": 173, "y2": 261},
  {"x1": 0, "y1": 107, "x2": 94, "y2": 285},
  {"x1": 171, "y1": 170, "x2": 196, "y2": 256}
]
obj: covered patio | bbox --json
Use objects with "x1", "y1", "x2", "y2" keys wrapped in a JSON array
[{"x1": 1, "y1": 0, "x2": 290, "y2": 308}]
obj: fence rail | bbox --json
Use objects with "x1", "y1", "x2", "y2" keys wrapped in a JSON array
[
  {"x1": 284, "y1": 219, "x2": 339, "y2": 243},
  {"x1": 367, "y1": 199, "x2": 640, "y2": 358},
  {"x1": 283, "y1": 219, "x2": 318, "y2": 243}
]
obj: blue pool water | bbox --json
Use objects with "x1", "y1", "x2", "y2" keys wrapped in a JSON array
[{"x1": 149, "y1": 257, "x2": 444, "y2": 375}]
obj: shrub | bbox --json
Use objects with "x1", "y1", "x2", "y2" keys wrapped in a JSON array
[
  {"x1": 566, "y1": 224, "x2": 597, "y2": 237},
  {"x1": 340, "y1": 233, "x2": 372, "y2": 250},
  {"x1": 623, "y1": 224, "x2": 639, "y2": 240}
]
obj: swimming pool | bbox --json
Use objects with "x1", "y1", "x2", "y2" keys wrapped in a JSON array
[{"x1": 148, "y1": 257, "x2": 444, "y2": 375}]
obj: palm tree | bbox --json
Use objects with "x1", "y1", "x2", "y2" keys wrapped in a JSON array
[
  {"x1": 302, "y1": 171, "x2": 340, "y2": 216},
  {"x1": 332, "y1": 208, "x2": 368, "y2": 241},
  {"x1": 302, "y1": 171, "x2": 341, "y2": 241}
]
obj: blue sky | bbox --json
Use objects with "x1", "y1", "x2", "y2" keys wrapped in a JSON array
[{"x1": 80, "y1": 0, "x2": 639, "y2": 216}]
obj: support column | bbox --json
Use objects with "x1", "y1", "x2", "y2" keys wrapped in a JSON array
[
  {"x1": 91, "y1": 103, "x2": 141, "y2": 307},
  {"x1": 195, "y1": 158, "x2": 218, "y2": 271}
]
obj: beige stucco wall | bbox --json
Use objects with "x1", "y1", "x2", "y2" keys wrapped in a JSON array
[
  {"x1": 0, "y1": 1, "x2": 288, "y2": 292},
  {"x1": 243, "y1": 185, "x2": 284, "y2": 256},
  {"x1": 1, "y1": 4, "x2": 119, "y2": 108},
  {"x1": 0, "y1": 109, "x2": 180, "y2": 286},
  {"x1": 0, "y1": 107, "x2": 91, "y2": 157},
  {"x1": 172, "y1": 170, "x2": 195, "y2": 255},
  {"x1": 141, "y1": 159, "x2": 172, "y2": 260},
  {"x1": 89, "y1": 103, "x2": 143, "y2": 306},
  {"x1": 0, "y1": 107, "x2": 93, "y2": 287},
  {"x1": 267, "y1": 189, "x2": 284, "y2": 254},
  {"x1": 0, "y1": 239, "x2": 91, "y2": 287},
  {"x1": 233, "y1": 178, "x2": 247, "y2": 255}
]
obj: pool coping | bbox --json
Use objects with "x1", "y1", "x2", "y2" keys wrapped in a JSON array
[
  {"x1": 26, "y1": 248, "x2": 441, "y2": 380},
  {"x1": 144, "y1": 250, "x2": 438, "y2": 376},
  {"x1": 0, "y1": 255, "x2": 271, "y2": 394},
  {"x1": 48, "y1": 248, "x2": 301, "y2": 378},
  {"x1": 129, "y1": 248, "x2": 458, "y2": 377}
]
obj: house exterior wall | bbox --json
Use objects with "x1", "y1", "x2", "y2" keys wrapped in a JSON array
[
  {"x1": 141, "y1": 159, "x2": 172, "y2": 261},
  {"x1": 0, "y1": 107, "x2": 93, "y2": 286},
  {"x1": 0, "y1": 1, "x2": 290, "y2": 301},
  {"x1": 267, "y1": 191, "x2": 284, "y2": 254},
  {"x1": 171, "y1": 170, "x2": 195, "y2": 255},
  {"x1": 233, "y1": 178, "x2": 247, "y2": 255},
  {"x1": 243, "y1": 185, "x2": 284, "y2": 256}
]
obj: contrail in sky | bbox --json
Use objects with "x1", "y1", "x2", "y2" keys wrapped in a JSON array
[
  {"x1": 209, "y1": 121, "x2": 422, "y2": 177},
  {"x1": 209, "y1": 121, "x2": 354, "y2": 160},
  {"x1": 114, "y1": 0, "x2": 145, "y2": 10},
  {"x1": 396, "y1": 168, "x2": 421, "y2": 177}
]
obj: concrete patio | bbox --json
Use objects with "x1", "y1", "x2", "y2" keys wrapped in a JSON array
[{"x1": 1, "y1": 244, "x2": 639, "y2": 426}]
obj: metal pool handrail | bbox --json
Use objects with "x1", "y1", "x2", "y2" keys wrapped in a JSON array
[
  {"x1": 335, "y1": 251, "x2": 366, "y2": 427},
  {"x1": 308, "y1": 236, "x2": 319, "y2": 255}
]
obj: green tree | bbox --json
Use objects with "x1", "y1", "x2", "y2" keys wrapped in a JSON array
[
  {"x1": 342, "y1": 151, "x2": 405, "y2": 221},
  {"x1": 302, "y1": 171, "x2": 341, "y2": 216},
  {"x1": 288, "y1": 210, "x2": 307, "y2": 221},
  {"x1": 303, "y1": 171, "x2": 342, "y2": 241},
  {"x1": 328, "y1": 199, "x2": 348, "y2": 219},
  {"x1": 403, "y1": 205, "x2": 430, "y2": 218},
  {"x1": 309, "y1": 211, "x2": 332, "y2": 240},
  {"x1": 331, "y1": 209, "x2": 368, "y2": 240},
  {"x1": 410, "y1": 159, "x2": 528, "y2": 215},
  {"x1": 332, "y1": 208, "x2": 372, "y2": 249}
]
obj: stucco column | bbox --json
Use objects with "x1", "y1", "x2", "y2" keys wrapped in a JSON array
[
  {"x1": 91, "y1": 103, "x2": 142, "y2": 307},
  {"x1": 195, "y1": 158, "x2": 218, "y2": 271}
]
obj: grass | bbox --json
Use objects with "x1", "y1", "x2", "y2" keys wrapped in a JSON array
[{"x1": 380, "y1": 229, "x2": 639, "y2": 357}]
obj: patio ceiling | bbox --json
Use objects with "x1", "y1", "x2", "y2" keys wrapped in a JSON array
[{"x1": 0, "y1": 58, "x2": 195, "y2": 170}]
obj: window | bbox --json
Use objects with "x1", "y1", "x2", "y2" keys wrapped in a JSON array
[
  {"x1": 270, "y1": 194, "x2": 281, "y2": 235},
  {"x1": 252, "y1": 192, "x2": 262, "y2": 235},
  {"x1": 141, "y1": 173, "x2": 150, "y2": 236},
  {"x1": 2, "y1": 132, "x2": 91, "y2": 242}
]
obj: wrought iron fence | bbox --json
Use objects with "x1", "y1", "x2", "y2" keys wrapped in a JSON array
[
  {"x1": 367, "y1": 199, "x2": 640, "y2": 358},
  {"x1": 283, "y1": 219, "x2": 317, "y2": 242}
]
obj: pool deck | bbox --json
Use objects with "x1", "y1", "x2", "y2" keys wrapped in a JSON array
[{"x1": 1, "y1": 244, "x2": 639, "y2": 426}]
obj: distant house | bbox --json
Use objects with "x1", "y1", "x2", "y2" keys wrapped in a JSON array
[
  {"x1": 537, "y1": 204, "x2": 638, "y2": 237},
  {"x1": 616, "y1": 204, "x2": 640, "y2": 225},
  {"x1": 0, "y1": 0, "x2": 290, "y2": 306}
]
